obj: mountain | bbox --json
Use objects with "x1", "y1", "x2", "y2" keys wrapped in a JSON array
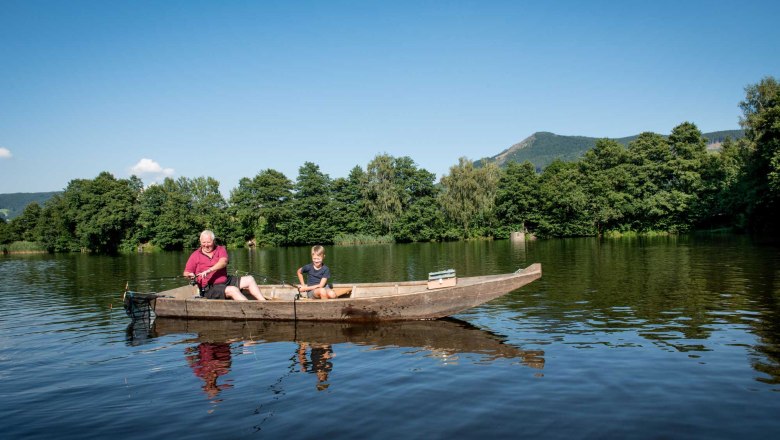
[
  {"x1": 0, "y1": 192, "x2": 60, "y2": 220},
  {"x1": 476, "y1": 129, "x2": 744, "y2": 170}
]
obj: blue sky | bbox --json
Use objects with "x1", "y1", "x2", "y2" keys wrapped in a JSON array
[{"x1": 1, "y1": 0, "x2": 779, "y2": 195}]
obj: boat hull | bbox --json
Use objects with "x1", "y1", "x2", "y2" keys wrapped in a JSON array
[{"x1": 151, "y1": 263, "x2": 541, "y2": 322}]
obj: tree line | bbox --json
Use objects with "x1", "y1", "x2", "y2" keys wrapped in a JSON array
[{"x1": 2, "y1": 76, "x2": 778, "y2": 253}]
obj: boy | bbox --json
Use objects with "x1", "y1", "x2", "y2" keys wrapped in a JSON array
[{"x1": 297, "y1": 245, "x2": 336, "y2": 299}]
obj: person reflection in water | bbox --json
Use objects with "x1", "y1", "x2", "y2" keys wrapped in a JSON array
[
  {"x1": 186, "y1": 342, "x2": 234, "y2": 399},
  {"x1": 298, "y1": 342, "x2": 334, "y2": 391}
]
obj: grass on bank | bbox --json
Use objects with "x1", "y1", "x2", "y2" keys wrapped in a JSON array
[
  {"x1": 2, "y1": 241, "x2": 47, "y2": 253},
  {"x1": 334, "y1": 234, "x2": 395, "y2": 246}
]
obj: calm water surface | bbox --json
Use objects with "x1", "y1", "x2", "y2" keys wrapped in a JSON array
[{"x1": 1, "y1": 236, "x2": 779, "y2": 439}]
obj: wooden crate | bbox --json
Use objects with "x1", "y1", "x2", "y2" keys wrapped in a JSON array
[{"x1": 428, "y1": 269, "x2": 457, "y2": 289}]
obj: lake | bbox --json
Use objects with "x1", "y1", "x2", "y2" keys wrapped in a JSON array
[{"x1": 1, "y1": 235, "x2": 779, "y2": 439}]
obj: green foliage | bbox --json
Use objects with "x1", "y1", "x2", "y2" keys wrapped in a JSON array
[
  {"x1": 2, "y1": 241, "x2": 46, "y2": 252},
  {"x1": 10, "y1": 202, "x2": 42, "y2": 242},
  {"x1": 495, "y1": 161, "x2": 539, "y2": 236},
  {"x1": 229, "y1": 169, "x2": 293, "y2": 247},
  {"x1": 0, "y1": 217, "x2": 12, "y2": 245},
  {"x1": 182, "y1": 176, "x2": 231, "y2": 239},
  {"x1": 330, "y1": 166, "x2": 376, "y2": 238},
  {"x1": 6, "y1": 76, "x2": 778, "y2": 249},
  {"x1": 391, "y1": 157, "x2": 444, "y2": 242},
  {"x1": 535, "y1": 160, "x2": 593, "y2": 237},
  {"x1": 705, "y1": 137, "x2": 751, "y2": 228},
  {"x1": 37, "y1": 194, "x2": 78, "y2": 252},
  {"x1": 333, "y1": 234, "x2": 394, "y2": 245},
  {"x1": 364, "y1": 154, "x2": 403, "y2": 235},
  {"x1": 578, "y1": 139, "x2": 635, "y2": 234},
  {"x1": 55, "y1": 172, "x2": 141, "y2": 253},
  {"x1": 284, "y1": 162, "x2": 336, "y2": 245},
  {"x1": 439, "y1": 157, "x2": 500, "y2": 237},
  {"x1": 739, "y1": 76, "x2": 780, "y2": 233}
]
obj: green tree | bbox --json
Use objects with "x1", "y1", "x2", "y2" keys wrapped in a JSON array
[
  {"x1": 148, "y1": 178, "x2": 199, "y2": 250},
  {"x1": 495, "y1": 161, "x2": 540, "y2": 237},
  {"x1": 0, "y1": 218, "x2": 13, "y2": 245},
  {"x1": 134, "y1": 183, "x2": 166, "y2": 246},
  {"x1": 666, "y1": 122, "x2": 709, "y2": 228},
  {"x1": 364, "y1": 154, "x2": 403, "y2": 235},
  {"x1": 60, "y1": 172, "x2": 141, "y2": 253},
  {"x1": 439, "y1": 157, "x2": 500, "y2": 237},
  {"x1": 331, "y1": 166, "x2": 376, "y2": 237},
  {"x1": 579, "y1": 139, "x2": 634, "y2": 235},
  {"x1": 179, "y1": 177, "x2": 231, "y2": 240},
  {"x1": 228, "y1": 169, "x2": 293, "y2": 247},
  {"x1": 392, "y1": 157, "x2": 444, "y2": 242},
  {"x1": 285, "y1": 162, "x2": 335, "y2": 245},
  {"x1": 9, "y1": 202, "x2": 42, "y2": 242},
  {"x1": 706, "y1": 137, "x2": 751, "y2": 228},
  {"x1": 739, "y1": 76, "x2": 780, "y2": 233},
  {"x1": 37, "y1": 194, "x2": 78, "y2": 252},
  {"x1": 625, "y1": 132, "x2": 681, "y2": 231},
  {"x1": 536, "y1": 160, "x2": 593, "y2": 237}
]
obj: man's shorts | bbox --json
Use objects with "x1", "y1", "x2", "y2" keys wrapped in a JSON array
[{"x1": 202, "y1": 275, "x2": 240, "y2": 299}]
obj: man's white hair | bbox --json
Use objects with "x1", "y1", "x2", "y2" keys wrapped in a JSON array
[{"x1": 200, "y1": 230, "x2": 215, "y2": 240}]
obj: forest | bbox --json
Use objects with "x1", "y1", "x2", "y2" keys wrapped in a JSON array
[{"x1": 1, "y1": 76, "x2": 778, "y2": 253}]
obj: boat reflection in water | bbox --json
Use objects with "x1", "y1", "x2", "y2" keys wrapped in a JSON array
[{"x1": 149, "y1": 318, "x2": 545, "y2": 396}]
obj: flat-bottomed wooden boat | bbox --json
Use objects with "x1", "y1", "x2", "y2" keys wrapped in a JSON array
[{"x1": 132, "y1": 263, "x2": 541, "y2": 322}]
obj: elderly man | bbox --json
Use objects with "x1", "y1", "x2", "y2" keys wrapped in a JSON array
[{"x1": 183, "y1": 230, "x2": 266, "y2": 301}]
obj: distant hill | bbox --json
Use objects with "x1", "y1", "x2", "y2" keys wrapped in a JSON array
[
  {"x1": 476, "y1": 129, "x2": 744, "y2": 170},
  {"x1": 0, "y1": 192, "x2": 60, "y2": 220}
]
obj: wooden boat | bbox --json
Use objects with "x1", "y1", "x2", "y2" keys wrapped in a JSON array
[
  {"x1": 149, "y1": 317, "x2": 545, "y2": 368},
  {"x1": 132, "y1": 263, "x2": 541, "y2": 322}
]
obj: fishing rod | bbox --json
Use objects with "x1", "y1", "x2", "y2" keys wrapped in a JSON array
[
  {"x1": 132, "y1": 275, "x2": 189, "y2": 283},
  {"x1": 232, "y1": 270, "x2": 307, "y2": 312},
  {"x1": 232, "y1": 270, "x2": 297, "y2": 287}
]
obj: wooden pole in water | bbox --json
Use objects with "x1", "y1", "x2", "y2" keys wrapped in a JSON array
[{"x1": 510, "y1": 231, "x2": 525, "y2": 241}]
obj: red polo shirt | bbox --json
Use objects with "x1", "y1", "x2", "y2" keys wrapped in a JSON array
[{"x1": 185, "y1": 245, "x2": 229, "y2": 288}]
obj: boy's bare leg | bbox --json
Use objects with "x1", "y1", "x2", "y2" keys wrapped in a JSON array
[{"x1": 314, "y1": 287, "x2": 336, "y2": 299}]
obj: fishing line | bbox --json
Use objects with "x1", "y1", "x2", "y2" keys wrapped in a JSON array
[
  {"x1": 233, "y1": 270, "x2": 294, "y2": 287},
  {"x1": 133, "y1": 275, "x2": 188, "y2": 283},
  {"x1": 251, "y1": 348, "x2": 300, "y2": 432}
]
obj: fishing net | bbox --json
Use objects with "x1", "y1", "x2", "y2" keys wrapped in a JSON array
[
  {"x1": 125, "y1": 318, "x2": 154, "y2": 346},
  {"x1": 123, "y1": 291, "x2": 159, "y2": 321}
]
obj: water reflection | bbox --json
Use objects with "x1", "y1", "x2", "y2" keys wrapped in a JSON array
[
  {"x1": 4, "y1": 237, "x2": 780, "y2": 439},
  {"x1": 124, "y1": 318, "x2": 545, "y2": 400},
  {"x1": 185, "y1": 342, "x2": 234, "y2": 399},
  {"x1": 297, "y1": 342, "x2": 333, "y2": 391},
  {"x1": 125, "y1": 318, "x2": 154, "y2": 346},
  {"x1": 150, "y1": 317, "x2": 545, "y2": 370}
]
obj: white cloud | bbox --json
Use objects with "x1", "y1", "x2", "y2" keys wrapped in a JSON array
[
  {"x1": 130, "y1": 158, "x2": 174, "y2": 183},
  {"x1": 0, "y1": 147, "x2": 12, "y2": 159}
]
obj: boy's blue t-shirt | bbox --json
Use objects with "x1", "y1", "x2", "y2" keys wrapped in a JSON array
[{"x1": 300, "y1": 263, "x2": 332, "y2": 288}]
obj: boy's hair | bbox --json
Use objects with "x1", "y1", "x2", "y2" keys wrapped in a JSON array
[{"x1": 311, "y1": 245, "x2": 325, "y2": 256}]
